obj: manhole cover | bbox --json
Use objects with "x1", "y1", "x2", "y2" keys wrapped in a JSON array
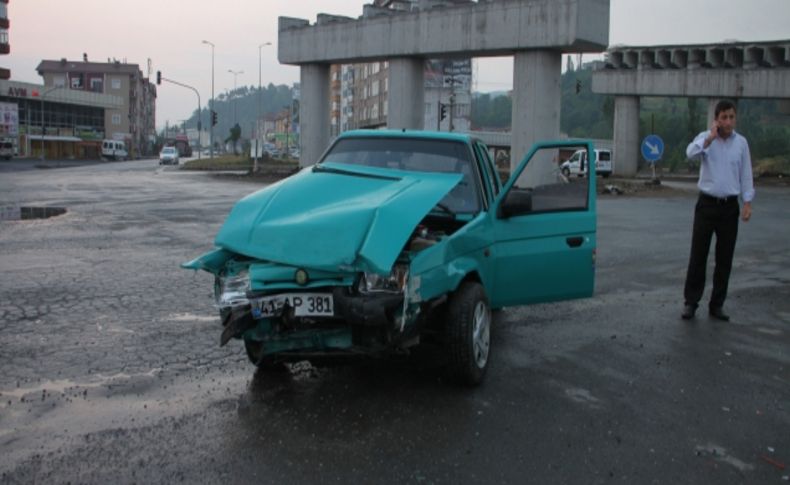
[{"x1": 0, "y1": 206, "x2": 67, "y2": 221}]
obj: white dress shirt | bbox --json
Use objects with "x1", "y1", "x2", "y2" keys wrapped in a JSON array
[{"x1": 686, "y1": 130, "x2": 755, "y2": 203}]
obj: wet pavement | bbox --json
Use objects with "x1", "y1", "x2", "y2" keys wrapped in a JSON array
[{"x1": 1, "y1": 161, "x2": 789, "y2": 484}]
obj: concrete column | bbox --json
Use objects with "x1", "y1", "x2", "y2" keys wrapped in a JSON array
[
  {"x1": 387, "y1": 58, "x2": 425, "y2": 130},
  {"x1": 511, "y1": 50, "x2": 561, "y2": 186},
  {"x1": 299, "y1": 63, "x2": 331, "y2": 167},
  {"x1": 613, "y1": 96, "x2": 640, "y2": 176}
]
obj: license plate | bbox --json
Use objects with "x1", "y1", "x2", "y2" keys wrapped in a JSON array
[{"x1": 251, "y1": 293, "x2": 334, "y2": 318}]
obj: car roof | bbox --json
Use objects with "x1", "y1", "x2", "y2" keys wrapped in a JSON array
[{"x1": 337, "y1": 129, "x2": 474, "y2": 144}]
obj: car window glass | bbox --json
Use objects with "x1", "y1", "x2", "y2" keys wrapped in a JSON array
[
  {"x1": 505, "y1": 146, "x2": 588, "y2": 214},
  {"x1": 322, "y1": 137, "x2": 481, "y2": 214},
  {"x1": 599, "y1": 151, "x2": 610, "y2": 161}
]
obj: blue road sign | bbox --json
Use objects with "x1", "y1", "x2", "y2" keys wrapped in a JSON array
[{"x1": 641, "y1": 135, "x2": 664, "y2": 163}]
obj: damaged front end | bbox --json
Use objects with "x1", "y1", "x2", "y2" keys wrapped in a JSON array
[
  {"x1": 182, "y1": 162, "x2": 464, "y2": 366},
  {"x1": 185, "y1": 249, "x2": 438, "y2": 366}
]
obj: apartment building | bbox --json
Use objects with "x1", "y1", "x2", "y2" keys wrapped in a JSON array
[
  {"x1": 0, "y1": 0, "x2": 10, "y2": 80},
  {"x1": 36, "y1": 58, "x2": 157, "y2": 156},
  {"x1": 340, "y1": 0, "x2": 473, "y2": 133}
]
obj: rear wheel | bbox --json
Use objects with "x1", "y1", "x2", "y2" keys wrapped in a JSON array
[{"x1": 444, "y1": 282, "x2": 491, "y2": 386}]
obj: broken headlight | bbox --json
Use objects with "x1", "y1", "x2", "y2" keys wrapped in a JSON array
[
  {"x1": 215, "y1": 270, "x2": 250, "y2": 309},
  {"x1": 358, "y1": 265, "x2": 409, "y2": 294}
]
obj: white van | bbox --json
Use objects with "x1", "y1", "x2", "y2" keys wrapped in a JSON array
[
  {"x1": 101, "y1": 140, "x2": 129, "y2": 161},
  {"x1": 561, "y1": 148, "x2": 612, "y2": 178},
  {"x1": 0, "y1": 139, "x2": 14, "y2": 160}
]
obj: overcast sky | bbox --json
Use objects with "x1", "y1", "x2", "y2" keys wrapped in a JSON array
[{"x1": 6, "y1": 0, "x2": 790, "y2": 128}]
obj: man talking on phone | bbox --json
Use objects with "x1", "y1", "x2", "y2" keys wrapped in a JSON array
[{"x1": 681, "y1": 99, "x2": 754, "y2": 321}]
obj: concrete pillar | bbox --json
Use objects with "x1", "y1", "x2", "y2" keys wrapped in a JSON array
[
  {"x1": 613, "y1": 96, "x2": 640, "y2": 176},
  {"x1": 511, "y1": 50, "x2": 561, "y2": 186},
  {"x1": 299, "y1": 63, "x2": 331, "y2": 167},
  {"x1": 387, "y1": 58, "x2": 425, "y2": 130}
]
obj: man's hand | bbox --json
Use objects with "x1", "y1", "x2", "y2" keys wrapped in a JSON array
[
  {"x1": 741, "y1": 202, "x2": 752, "y2": 222},
  {"x1": 703, "y1": 121, "x2": 719, "y2": 148}
]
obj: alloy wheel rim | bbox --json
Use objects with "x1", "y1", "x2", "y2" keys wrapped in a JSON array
[{"x1": 472, "y1": 301, "x2": 491, "y2": 368}]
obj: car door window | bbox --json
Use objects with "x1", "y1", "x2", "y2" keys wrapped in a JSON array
[{"x1": 504, "y1": 146, "x2": 589, "y2": 214}]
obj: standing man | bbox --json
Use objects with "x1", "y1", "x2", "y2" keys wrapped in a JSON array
[{"x1": 681, "y1": 100, "x2": 754, "y2": 321}]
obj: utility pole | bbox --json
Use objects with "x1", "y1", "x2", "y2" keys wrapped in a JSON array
[
  {"x1": 256, "y1": 42, "x2": 271, "y2": 172},
  {"x1": 201, "y1": 40, "x2": 215, "y2": 159},
  {"x1": 228, "y1": 69, "x2": 243, "y2": 125}
]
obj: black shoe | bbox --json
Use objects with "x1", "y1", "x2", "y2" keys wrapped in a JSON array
[
  {"x1": 709, "y1": 307, "x2": 730, "y2": 321},
  {"x1": 681, "y1": 304, "x2": 697, "y2": 320}
]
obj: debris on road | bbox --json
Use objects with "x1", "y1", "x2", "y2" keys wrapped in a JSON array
[{"x1": 761, "y1": 455, "x2": 786, "y2": 470}]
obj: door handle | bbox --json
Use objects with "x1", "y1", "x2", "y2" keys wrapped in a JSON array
[{"x1": 566, "y1": 236, "x2": 584, "y2": 248}]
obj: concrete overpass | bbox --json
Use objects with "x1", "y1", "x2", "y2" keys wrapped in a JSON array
[
  {"x1": 592, "y1": 40, "x2": 790, "y2": 175},
  {"x1": 278, "y1": 0, "x2": 610, "y2": 182}
]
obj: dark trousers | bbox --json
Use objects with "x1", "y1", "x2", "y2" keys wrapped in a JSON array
[{"x1": 683, "y1": 193, "x2": 740, "y2": 309}]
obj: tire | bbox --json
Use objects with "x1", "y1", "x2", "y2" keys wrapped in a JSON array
[
  {"x1": 244, "y1": 338, "x2": 288, "y2": 372},
  {"x1": 444, "y1": 281, "x2": 491, "y2": 386},
  {"x1": 561, "y1": 167, "x2": 570, "y2": 178}
]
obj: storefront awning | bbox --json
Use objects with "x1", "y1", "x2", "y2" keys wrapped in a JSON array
[{"x1": 26, "y1": 135, "x2": 82, "y2": 142}]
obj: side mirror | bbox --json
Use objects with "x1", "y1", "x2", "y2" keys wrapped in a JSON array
[{"x1": 497, "y1": 188, "x2": 533, "y2": 219}]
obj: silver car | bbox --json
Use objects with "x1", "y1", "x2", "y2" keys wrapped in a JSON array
[{"x1": 159, "y1": 146, "x2": 180, "y2": 165}]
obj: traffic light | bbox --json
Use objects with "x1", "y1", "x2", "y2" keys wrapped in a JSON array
[
  {"x1": 440, "y1": 103, "x2": 447, "y2": 121},
  {"x1": 156, "y1": 71, "x2": 161, "y2": 85},
  {"x1": 211, "y1": 111, "x2": 218, "y2": 126}
]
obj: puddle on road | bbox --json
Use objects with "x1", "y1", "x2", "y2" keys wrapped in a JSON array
[{"x1": 0, "y1": 206, "x2": 67, "y2": 221}]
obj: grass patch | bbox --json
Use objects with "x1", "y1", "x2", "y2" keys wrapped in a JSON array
[
  {"x1": 754, "y1": 156, "x2": 790, "y2": 177},
  {"x1": 181, "y1": 156, "x2": 252, "y2": 171},
  {"x1": 181, "y1": 155, "x2": 300, "y2": 175}
]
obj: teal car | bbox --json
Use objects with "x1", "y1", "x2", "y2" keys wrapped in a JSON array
[{"x1": 183, "y1": 130, "x2": 597, "y2": 385}]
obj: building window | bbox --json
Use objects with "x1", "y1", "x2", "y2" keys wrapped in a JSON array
[
  {"x1": 70, "y1": 74, "x2": 84, "y2": 90},
  {"x1": 112, "y1": 114, "x2": 121, "y2": 125},
  {"x1": 89, "y1": 77, "x2": 104, "y2": 93},
  {"x1": 54, "y1": 76, "x2": 66, "y2": 88},
  {"x1": 371, "y1": 103, "x2": 378, "y2": 119},
  {"x1": 111, "y1": 78, "x2": 121, "y2": 90},
  {"x1": 383, "y1": 102, "x2": 387, "y2": 117},
  {"x1": 371, "y1": 81, "x2": 379, "y2": 97},
  {"x1": 383, "y1": 78, "x2": 388, "y2": 93}
]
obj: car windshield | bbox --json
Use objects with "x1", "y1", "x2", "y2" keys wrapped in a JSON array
[
  {"x1": 163, "y1": 148, "x2": 176, "y2": 154},
  {"x1": 321, "y1": 137, "x2": 481, "y2": 214}
]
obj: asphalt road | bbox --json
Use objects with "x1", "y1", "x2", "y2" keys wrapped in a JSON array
[{"x1": 1, "y1": 160, "x2": 788, "y2": 484}]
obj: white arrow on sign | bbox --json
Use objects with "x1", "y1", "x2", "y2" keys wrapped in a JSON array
[{"x1": 645, "y1": 141, "x2": 660, "y2": 155}]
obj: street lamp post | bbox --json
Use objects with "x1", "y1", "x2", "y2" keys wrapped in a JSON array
[
  {"x1": 227, "y1": 69, "x2": 243, "y2": 125},
  {"x1": 40, "y1": 86, "x2": 60, "y2": 162},
  {"x1": 201, "y1": 40, "x2": 215, "y2": 159},
  {"x1": 255, "y1": 42, "x2": 272, "y2": 173}
]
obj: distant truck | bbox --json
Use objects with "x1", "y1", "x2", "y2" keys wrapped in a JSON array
[{"x1": 172, "y1": 135, "x2": 193, "y2": 158}]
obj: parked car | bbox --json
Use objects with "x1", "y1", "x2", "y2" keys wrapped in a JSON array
[
  {"x1": 183, "y1": 130, "x2": 597, "y2": 385},
  {"x1": 561, "y1": 148, "x2": 612, "y2": 178},
  {"x1": 101, "y1": 139, "x2": 129, "y2": 161},
  {"x1": 159, "y1": 146, "x2": 180, "y2": 165},
  {"x1": 0, "y1": 139, "x2": 14, "y2": 160}
]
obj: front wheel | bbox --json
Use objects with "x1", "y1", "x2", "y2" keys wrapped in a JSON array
[
  {"x1": 444, "y1": 281, "x2": 491, "y2": 386},
  {"x1": 561, "y1": 167, "x2": 570, "y2": 178}
]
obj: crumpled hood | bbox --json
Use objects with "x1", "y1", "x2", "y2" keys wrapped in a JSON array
[{"x1": 214, "y1": 162, "x2": 462, "y2": 274}]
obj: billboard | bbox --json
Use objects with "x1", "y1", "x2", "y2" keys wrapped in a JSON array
[
  {"x1": 424, "y1": 59, "x2": 472, "y2": 89},
  {"x1": 0, "y1": 102, "x2": 19, "y2": 137}
]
